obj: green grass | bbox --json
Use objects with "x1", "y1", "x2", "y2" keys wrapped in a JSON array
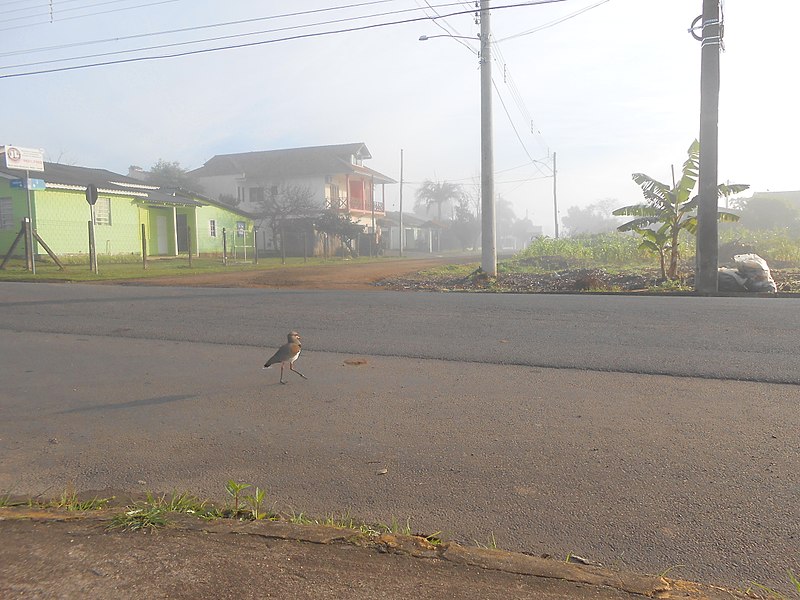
[
  {"x1": 108, "y1": 507, "x2": 168, "y2": 532},
  {"x1": 51, "y1": 489, "x2": 111, "y2": 511},
  {"x1": 474, "y1": 531, "x2": 499, "y2": 550},
  {"x1": 0, "y1": 254, "x2": 396, "y2": 283}
]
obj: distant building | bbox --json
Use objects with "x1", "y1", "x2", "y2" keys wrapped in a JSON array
[
  {"x1": 0, "y1": 160, "x2": 252, "y2": 259},
  {"x1": 189, "y1": 142, "x2": 395, "y2": 251}
]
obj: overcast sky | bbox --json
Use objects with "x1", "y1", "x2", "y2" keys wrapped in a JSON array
[{"x1": 2, "y1": 1, "x2": 797, "y2": 234}]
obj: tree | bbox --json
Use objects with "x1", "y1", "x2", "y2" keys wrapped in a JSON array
[
  {"x1": 254, "y1": 183, "x2": 320, "y2": 253},
  {"x1": 613, "y1": 140, "x2": 747, "y2": 279},
  {"x1": 562, "y1": 199, "x2": 623, "y2": 236},
  {"x1": 733, "y1": 196, "x2": 800, "y2": 233},
  {"x1": 450, "y1": 195, "x2": 480, "y2": 250},
  {"x1": 147, "y1": 159, "x2": 202, "y2": 191},
  {"x1": 414, "y1": 180, "x2": 465, "y2": 221},
  {"x1": 495, "y1": 196, "x2": 518, "y2": 246},
  {"x1": 314, "y1": 212, "x2": 365, "y2": 257}
]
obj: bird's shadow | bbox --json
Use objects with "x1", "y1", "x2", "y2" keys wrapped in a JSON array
[{"x1": 59, "y1": 394, "x2": 197, "y2": 414}]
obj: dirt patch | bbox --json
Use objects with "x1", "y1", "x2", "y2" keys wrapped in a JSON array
[
  {"x1": 115, "y1": 256, "x2": 479, "y2": 291},
  {"x1": 109, "y1": 254, "x2": 800, "y2": 294}
]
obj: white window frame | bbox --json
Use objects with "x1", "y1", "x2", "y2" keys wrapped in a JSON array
[
  {"x1": 93, "y1": 197, "x2": 111, "y2": 226},
  {"x1": 209, "y1": 219, "x2": 217, "y2": 238}
]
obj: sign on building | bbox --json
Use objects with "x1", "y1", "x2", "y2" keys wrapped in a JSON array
[{"x1": 1, "y1": 145, "x2": 45, "y2": 172}]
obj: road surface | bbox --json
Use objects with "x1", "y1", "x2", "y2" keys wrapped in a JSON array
[{"x1": 0, "y1": 282, "x2": 797, "y2": 594}]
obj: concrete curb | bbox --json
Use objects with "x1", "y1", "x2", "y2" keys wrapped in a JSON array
[{"x1": 1, "y1": 506, "x2": 751, "y2": 599}]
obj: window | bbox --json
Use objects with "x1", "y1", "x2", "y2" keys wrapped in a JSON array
[
  {"x1": 249, "y1": 187, "x2": 265, "y2": 204},
  {"x1": 209, "y1": 219, "x2": 217, "y2": 237},
  {"x1": 0, "y1": 197, "x2": 12, "y2": 230},
  {"x1": 236, "y1": 221, "x2": 246, "y2": 237},
  {"x1": 93, "y1": 198, "x2": 111, "y2": 226}
]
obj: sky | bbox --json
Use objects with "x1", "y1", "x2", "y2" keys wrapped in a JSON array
[{"x1": 2, "y1": 0, "x2": 798, "y2": 235}]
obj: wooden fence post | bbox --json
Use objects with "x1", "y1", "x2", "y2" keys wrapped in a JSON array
[{"x1": 141, "y1": 224, "x2": 148, "y2": 270}]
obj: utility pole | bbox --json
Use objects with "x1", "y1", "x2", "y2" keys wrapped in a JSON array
[
  {"x1": 479, "y1": 0, "x2": 496, "y2": 275},
  {"x1": 399, "y1": 149, "x2": 404, "y2": 257},
  {"x1": 695, "y1": 0, "x2": 721, "y2": 293},
  {"x1": 552, "y1": 152, "x2": 559, "y2": 239}
]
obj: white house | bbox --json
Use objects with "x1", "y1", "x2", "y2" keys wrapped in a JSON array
[{"x1": 189, "y1": 143, "x2": 395, "y2": 251}]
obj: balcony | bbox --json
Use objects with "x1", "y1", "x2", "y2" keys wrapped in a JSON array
[{"x1": 325, "y1": 196, "x2": 385, "y2": 215}]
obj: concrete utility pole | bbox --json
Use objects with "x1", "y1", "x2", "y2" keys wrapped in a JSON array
[
  {"x1": 480, "y1": 0, "x2": 496, "y2": 276},
  {"x1": 552, "y1": 152, "x2": 559, "y2": 239},
  {"x1": 399, "y1": 149, "x2": 404, "y2": 257},
  {"x1": 695, "y1": 0, "x2": 721, "y2": 293}
]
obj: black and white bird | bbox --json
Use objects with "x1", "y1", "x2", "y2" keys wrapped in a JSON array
[{"x1": 263, "y1": 331, "x2": 307, "y2": 384}]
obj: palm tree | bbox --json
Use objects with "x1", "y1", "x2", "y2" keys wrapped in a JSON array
[
  {"x1": 415, "y1": 180, "x2": 465, "y2": 221},
  {"x1": 613, "y1": 140, "x2": 748, "y2": 280}
]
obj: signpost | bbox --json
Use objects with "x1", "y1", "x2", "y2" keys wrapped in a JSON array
[
  {"x1": 2, "y1": 145, "x2": 45, "y2": 274},
  {"x1": 86, "y1": 184, "x2": 99, "y2": 273}
]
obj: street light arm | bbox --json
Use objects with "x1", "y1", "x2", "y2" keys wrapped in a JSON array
[{"x1": 419, "y1": 34, "x2": 479, "y2": 41}]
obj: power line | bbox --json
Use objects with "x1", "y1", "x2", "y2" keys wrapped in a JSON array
[
  {"x1": 2, "y1": 1, "x2": 451, "y2": 70},
  {"x1": 0, "y1": 0, "x2": 568, "y2": 79},
  {"x1": 0, "y1": 0, "x2": 400, "y2": 41},
  {"x1": 0, "y1": 0, "x2": 157, "y2": 19},
  {"x1": 0, "y1": 0, "x2": 181, "y2": 31},
  {"x1": 497, "y1": 0, "x2": 611, "y2": 42}
]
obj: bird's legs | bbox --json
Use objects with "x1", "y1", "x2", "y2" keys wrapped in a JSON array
[
  {"x1": 280, "y1": 364, "x2": 287, "y2": 384},
  {"x1": 290, "y1": 363, "x2": 307, "y2": 379}
]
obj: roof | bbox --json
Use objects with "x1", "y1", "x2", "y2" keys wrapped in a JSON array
[
  {"x1": 189, "y1": 142, "x2": 396, "y2": 184},
  {"x1": 0, "y1": 161, "x2": 204, "y2": 208},
  {"x1": 378, "y1": 211, "x2": 443, "y2": 229},
  {"x1": 749, "y1": 191, "x2": 800, "y2": 203}
]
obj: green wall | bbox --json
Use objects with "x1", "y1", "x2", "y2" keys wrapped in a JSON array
[
  {"x1": 0, "y1": 180, "x2": 33, "y2": 255},
  {"x1": 34, "y1": 189, "x2": 144, "y2": 256},
  {"x1": 0, "y1": 181, "x2": 253, "y2": 258},
  {"x1": 195, "y1": 204, "x2": 253, "y2": 255}
]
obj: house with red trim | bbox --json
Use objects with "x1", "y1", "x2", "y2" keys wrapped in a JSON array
[{"x1": 189, "y1": 143, "x2": 395, "y2": 252}]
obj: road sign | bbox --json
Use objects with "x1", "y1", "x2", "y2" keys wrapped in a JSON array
[
  {"x1": 10, "y1": 178, "x2": 45, "y2": 190},
  {"x1": 2, "y1": 145, "x2": 45, "y2": 172},
  {"x1": 85, "y1": 184, "x2": 98, "y2": 206}
]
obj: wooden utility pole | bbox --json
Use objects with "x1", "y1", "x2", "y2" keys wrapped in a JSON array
[
  {"x1": 695, "y1": 0, "x2": 722, "y2": 293},
  {"x1": 480, "y1": 0, "x2": 496, "y2": 276}
]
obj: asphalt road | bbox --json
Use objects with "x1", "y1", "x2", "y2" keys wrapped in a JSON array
[{"x1": 0, "y1": 282, "x2": 798, "y2": 594}]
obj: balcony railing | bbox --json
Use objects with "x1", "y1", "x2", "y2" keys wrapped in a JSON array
[
  {"x1": 324, "y1": 196, "x2": 385, "y2": 214},
  {"x1": 325, "y1": 195, "x2": 348, "y2": 211}
]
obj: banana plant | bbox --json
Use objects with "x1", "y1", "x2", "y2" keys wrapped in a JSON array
[
  {"x1": 613, "y1": 140, "x2": 748, "y2": 279},
  {"x1": 634, "y1": 224, "x2": 671, "y2": 280}
]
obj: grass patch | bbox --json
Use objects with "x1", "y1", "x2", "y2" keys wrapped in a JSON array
[
  {"x1": 51, "y1": 489, "x2": 111, "y2": 511},
  {"x1": 0, "y1": 254, "x2": 396, "y2": 283},
  {"x1": 108, "y1": 507, "x2": 168, "y2": 532}
]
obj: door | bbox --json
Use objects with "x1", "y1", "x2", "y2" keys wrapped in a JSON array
[
  {"x1": 157, "y1": 215, "x2": 168, "y2": 254},
  {"x1": 176, "y1": 214, "x2": 188, "y2": 253}
]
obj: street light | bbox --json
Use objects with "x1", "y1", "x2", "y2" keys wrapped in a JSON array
[{"x1": 419, "y1": 0, "x2": 496, "y2": 276}]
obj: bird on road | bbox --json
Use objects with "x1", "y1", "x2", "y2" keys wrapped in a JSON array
[{"x1": 263, "y1": 331, "x2": 307, "y2": 384}]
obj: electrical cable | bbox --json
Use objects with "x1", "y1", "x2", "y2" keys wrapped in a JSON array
[
  {"x1": 0, "y1": 0, "x2": 568, "y2": 79},
  {"x1": 497, "y1": 0, "x2": 610, "y2": 42},
  {"x1": 0, "y1": 0, "x2": 181, "y2": 29}
]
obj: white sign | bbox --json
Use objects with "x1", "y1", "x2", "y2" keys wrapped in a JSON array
[{"x1": 2, "y1": 145, "x2": 45, "y2": 172}]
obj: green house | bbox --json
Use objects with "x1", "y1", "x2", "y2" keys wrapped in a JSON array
[{"x1": 0, "y1": 162, "x2": 253, "y2": 259}]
